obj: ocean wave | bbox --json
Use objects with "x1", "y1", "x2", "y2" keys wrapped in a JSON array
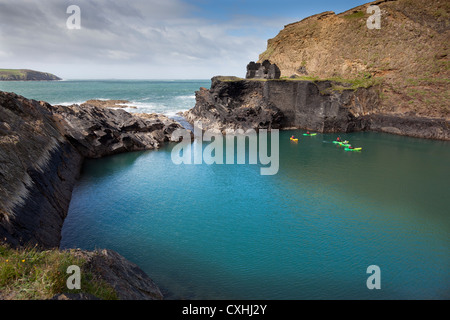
[
  {"x1": 57, "y1": 101, "x2": 86, "y2": 106},
  {"x1": 175, "y1": 95, "x2": 195, "y2": 100},
  {"x1": 55, "y1": 94, "x2": 195, "y2": 115}
]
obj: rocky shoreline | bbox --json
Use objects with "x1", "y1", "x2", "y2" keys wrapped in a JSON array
[
  {"x1": 0, "y1": 91, "x2": 184, "y2": 299},
  {"x1": 185, "y1": 77, "x2": 449, "y2": 140}
]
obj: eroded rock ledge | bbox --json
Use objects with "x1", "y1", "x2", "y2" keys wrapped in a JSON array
[
  {"x1": 185, "y1": 77, "x2": 449, "y2": 140},
  {"x1": 72, "y1": 249, "x2": 163, "y2": 300}
]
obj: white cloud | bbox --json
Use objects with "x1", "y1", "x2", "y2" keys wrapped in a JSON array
[{"x1": 0, "y1": 0, "x2": 278, "y2": 78}]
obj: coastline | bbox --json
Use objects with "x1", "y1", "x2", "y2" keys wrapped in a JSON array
[
  {"x1": 184, "y1": 77, "x2": 450, "y2": 141},
  {"x1": 1, "y1": 88, "x2": 449, "y2": 299}
]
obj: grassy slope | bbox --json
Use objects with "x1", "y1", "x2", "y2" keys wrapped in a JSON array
[
  {"x1": 0, "y1": 244, "x2": 117, "y2": 300},
  {"x1": 258, "y1": 0, "x2": 450, "y2": 118},
  {"x1": 0, "y1": 69, "x2": 61, "y2": 81}
]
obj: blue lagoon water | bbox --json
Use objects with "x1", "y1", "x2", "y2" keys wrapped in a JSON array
[
  {"x1": 2, "y1": 80, "x2": 448, "y2": 299},
  {"x1": 61, "y1": 132, "x2": 450, "y2": 300}
]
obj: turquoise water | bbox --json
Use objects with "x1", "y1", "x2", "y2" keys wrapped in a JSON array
[
  {"x1": 0, "y1": 80, "x2": 209, "y2": 115},
  {"x1": 3, "y1": 80, "x2": 448, "y2": 299},
  {"x1": 61, "y1": 131, "x2": 450, "y2": 300}
]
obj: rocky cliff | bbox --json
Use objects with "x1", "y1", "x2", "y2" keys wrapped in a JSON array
[
  {"x1": 258, "y1": 0, "x2": 449, "y2": 119},
  {"x1": 0, "y1": 69, "x2": 61, "y2": 81},
  {"x1": 185, "y1": 77, "x2": 449, "y2": 140},
  {"x1": 185, "y1": 0, "x2": 449, "y2": 140},
  {"x1": 0, "y1": 92, "x2": 83, "y2": 248},
  {"x1": 0, "y1": 91, "x2": 183, "y2": 248}
]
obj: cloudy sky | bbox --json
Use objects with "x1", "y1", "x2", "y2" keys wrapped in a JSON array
[{"x1": 0, "y1": 0, "x2": 368, "y2": 79}]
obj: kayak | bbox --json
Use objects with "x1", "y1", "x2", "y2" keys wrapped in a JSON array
[
  {"x1": 303, "y1": 133, "x2": 317, "y2": 136},
  {"x1": 345, "y1": 147, "x2": 362, "y2": 152},
  {"x1": 333, "y1": 141, "x2": 350, "y2": 146},
  {"x1": 290, "y1": 138, "x2": 298, "y2": 142}
]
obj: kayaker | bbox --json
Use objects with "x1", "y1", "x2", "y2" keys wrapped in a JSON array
[
  {"x1": 337, "y1": 137, "x2": 341, "y2": 142},
  {"x1": 291, "y1": 135, "x2": 295, "y2": 139},
  {"x1": 306, "y1": 131, "x2": 310, "y2": 135}
]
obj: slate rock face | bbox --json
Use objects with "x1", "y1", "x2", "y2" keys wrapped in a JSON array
[
  {"x1": 45, "y1": 103, "x2": 183, "y2": 159},
  {"x1": 184, "y1": 77, "x2": 284, "y2": 133},
  {"x1": 72, "y1": 249, "x2": 164, "y2": 300},
  {"x1": 0, "y1": 92, "x2": 83, "y2": 248},
  {"x1": 0, "y1": 91, "x2": 184, "y2": 248},
  {"x1": 185, "y1": 77, "x2": 450, "y2": 140}
]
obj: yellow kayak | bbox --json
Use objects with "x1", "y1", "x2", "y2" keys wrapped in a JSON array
[{"x1": 290, "y1": 138, "x2": 298, "y2": 142}]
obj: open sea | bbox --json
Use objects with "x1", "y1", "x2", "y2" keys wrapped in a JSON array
[{"x1": 1, "y1": 80, "x2": 449, "y2": 300}]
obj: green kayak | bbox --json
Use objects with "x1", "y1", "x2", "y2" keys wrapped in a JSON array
[
  {"x1": 345, "y1": 147, "x2": 362, "y2": 152},
  {"x1": 333, "y1": 141, "x2": 350, "y2": 147},
  {"x1": 303, "y1": 133, "x2": 317, "y2": 136}
]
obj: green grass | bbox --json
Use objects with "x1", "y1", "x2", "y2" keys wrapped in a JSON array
[
  {"x1": 0, "y1": 69, "x2": 26, "y2": 77},
  {"x1": 0, "y1": 244, "x2": 118, "y2": 300},
  {"x1": 281, "y1": 73, "x2": 383, "y2": 91},
  {"x1": 343, "y1": 11, "x2": 365, "y2": 19},
  {"x1": 215, "y1": 76, "x2": 244, "y2": 82},
  {"x1": 217, "y1": 73, "x2": 383, "y2": 91}
]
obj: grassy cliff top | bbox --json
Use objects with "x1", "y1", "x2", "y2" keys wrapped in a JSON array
[
  {"x1": 258, "y1": 0, "x2": 449, "y2": 118},
  {"x1": 0, "y1": 69, "x2": 61, "y2": 81}
]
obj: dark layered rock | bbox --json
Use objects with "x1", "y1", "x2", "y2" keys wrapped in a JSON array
[
  {"x1": 184, "y1": 77, "x2": 283, "y2": 133},
  {"x1": 50, "y1": 249, "x2": 164, "y2": 300},
  {"x1": 185, "y1": 77, "x2": 450, "y2": 140},
  {"x1": 367, "y1": 114, "x2": 450, "y2": 140},
  {"x1": 46, "y1": 103, "x2": 182, "y2": 159},
  {"x1": 246, "y1": 60, "x2": 281, "y2": 80},
  {"x1": 0, "y1": 91, "x2": 184, "y2": 248},
  {"x1": 0, "y1": 92, "x2": 83, "y2": 248},
  {"x1": 72, "y1": 249, "x2": 164, "y2": 300}
]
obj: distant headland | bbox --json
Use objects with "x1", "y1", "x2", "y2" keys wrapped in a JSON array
[{"x1": 0, "y1": 69, "x2": 62, "y2": 81}]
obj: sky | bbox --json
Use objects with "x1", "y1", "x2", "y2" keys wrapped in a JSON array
[{"x1": 0, "y1": 0, "x2": 370, "y2": 79}]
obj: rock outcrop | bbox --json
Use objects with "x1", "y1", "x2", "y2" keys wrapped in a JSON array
[
  {"x1": 72, "y1": 249, "x2": 164, "y2": 300},
  {"x1": 0, "y1": 91, "x2": 183, "y2": 248},
  {"x1": 80, "y1": 99, "x2": 137, "y2": 109},
  {"x1": 184, "y1": 77, "x2": 283, "y2": 133},
  {"x1": 185, "y1": 77, "x2": 450, "y2": 140},
  {"x1": 0, "y1": 92, "x2": 83, "y2": 248},
  {"x1": 46, "y1": 103, "x2": 182, "y2": 159}
]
